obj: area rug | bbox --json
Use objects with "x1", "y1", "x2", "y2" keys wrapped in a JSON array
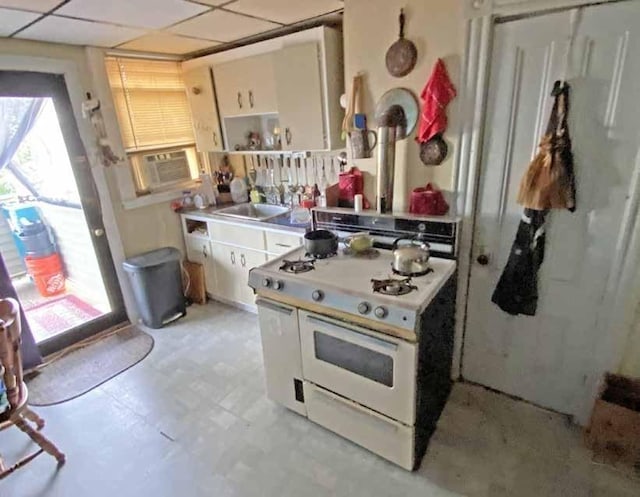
[
  {"x1": 25, "y1": 294, "x2": 103, "y2": 342},
  {"x1": 26, "y1": 325, "x2": 154, "y2": 406}
]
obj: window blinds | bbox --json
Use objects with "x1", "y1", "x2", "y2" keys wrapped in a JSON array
[{"x1": 105, "y1": 57, "x2": 195, "y2": 152}]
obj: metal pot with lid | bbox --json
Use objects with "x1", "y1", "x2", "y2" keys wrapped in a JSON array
[{"x1": 391, "y1": 236, "x2": 431, "y2": 277}]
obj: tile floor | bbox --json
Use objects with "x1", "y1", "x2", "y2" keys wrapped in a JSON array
[{"x1": 1, "y1": 301, "x2": 639, "y2": 496}]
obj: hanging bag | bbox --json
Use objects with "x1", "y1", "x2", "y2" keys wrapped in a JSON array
[{"x1": 517, "y1": 81, "x2": 576, "y2": 212}]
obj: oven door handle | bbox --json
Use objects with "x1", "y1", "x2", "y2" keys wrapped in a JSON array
[
  {"x1": 256, "y1": 298, "x2": 294, "y2": 316},
  {"x1": 306, "y1": 315, "x2": 398, "y2": 352}
]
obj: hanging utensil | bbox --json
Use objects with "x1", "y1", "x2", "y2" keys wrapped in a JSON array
[{"x1": 385, "y1": 9, "x2": 417, "y2": 78}]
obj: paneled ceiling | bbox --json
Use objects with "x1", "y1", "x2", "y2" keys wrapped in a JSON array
[{"x1": 0, "y1": 0, "x2": 343, "y2": 56}]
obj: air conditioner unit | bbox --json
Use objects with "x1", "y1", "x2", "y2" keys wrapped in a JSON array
[{"x1": 142, "y1": 150, "x2": 192, "y2": 190}]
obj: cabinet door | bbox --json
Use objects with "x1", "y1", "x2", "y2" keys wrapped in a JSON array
[
  {"x1": 256, "y1": 299, "x2": 305, "y2": 415},
  {"x1": 245, "y1": 52, "x2": 278, "y2": 115},
  {"x1": 183, "y1": 66, "x2": 223, "y2": 152},
  {"x1": 185, "y1": 236, "x2": 216, "y2": 293},
  {"x1": 275, "y1": 43, "x2": 325, "y2": 151},
  {"x1": 213, "y1": 58, "x2": 247, "y2": 117},
  {"x1": 236, "y1": 248, "x2": 268, "y2": 306},
  {"x1": 210, "y1": 242, "x2": 238, "y2": 300}
]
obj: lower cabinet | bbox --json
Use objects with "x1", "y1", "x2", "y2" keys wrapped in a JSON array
[
  {"x1": 210, "y1": 242, "x2": 267, "y2": 307},
  {"x1": 185, "y1": 236, "x2": 216, "y2": 294}
]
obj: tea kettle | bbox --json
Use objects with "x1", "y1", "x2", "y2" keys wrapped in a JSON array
[{"x1": 391, "y1": 236, "x2": 431, "y2": 276}]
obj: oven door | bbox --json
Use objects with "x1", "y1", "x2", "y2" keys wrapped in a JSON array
[{"x1": 299, "y1": 310, "x2": 416, "y2": 425}]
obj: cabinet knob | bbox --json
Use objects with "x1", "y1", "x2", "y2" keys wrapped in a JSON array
[
  {"x1": 212, "y1": 131, "x2": 218, "y2": 146},
  {"x1": 476, "y1": 254, "x2": 490, "y2": 266},
  {"x1": 285, "y1": 127, "x2": 292, "y2": 145},
  {"x1": 248, "y1": 90, "x2": 254, "y2": 108},
  {"x1": 237, "y1": 91, "x2": 243, "y2": 109}
]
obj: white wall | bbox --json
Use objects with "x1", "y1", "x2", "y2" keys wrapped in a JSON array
[{"x1": 343, "y1": 0, "x2": 464, "y2": 208}]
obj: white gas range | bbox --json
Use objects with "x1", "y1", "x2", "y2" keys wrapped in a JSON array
[{"x1": 248, "y1": 209, "x2": 459, "y2": 470}]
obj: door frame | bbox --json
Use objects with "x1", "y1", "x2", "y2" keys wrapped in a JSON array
[
  {"x1": 454, "y1": 0, "x2": 640, "y2": 421},
  {"x1": 0, "y1": 53, "x2": 133, "y2": 353}
]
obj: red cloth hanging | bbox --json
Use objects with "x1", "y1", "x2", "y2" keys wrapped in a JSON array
[{"x1": 417, "y1": 58, "x2": 457, "y2": 143}]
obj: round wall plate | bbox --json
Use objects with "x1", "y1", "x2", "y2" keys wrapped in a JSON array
[{"x1": 374, "y1": 88, "x2": 419, "y2": 137}]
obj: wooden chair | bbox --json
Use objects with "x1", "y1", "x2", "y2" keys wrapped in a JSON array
[{"x1": 0, "y1": 298, "x2": 65, "y2": 479}]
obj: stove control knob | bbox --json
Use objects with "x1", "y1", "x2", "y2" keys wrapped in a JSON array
[
  {"x1": 311, "y1": 290, "x2": 324, "y2": 302},
  {"x1": 262, "y1": 278, "x2": 272, "y2": 288},
  {"x1": 357, "y1": 302, "x2": 371, "y2": 315},
  {"x1": 374, "y1": 306, "x2": 388, "y2": 319},
  {"x1": 273, "y1": 280, "x2": 284, "y2": 291}
]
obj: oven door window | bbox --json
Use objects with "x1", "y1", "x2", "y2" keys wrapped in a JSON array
[{"x1": 313, "y1": 331, "x2": 394, "y2": 387}]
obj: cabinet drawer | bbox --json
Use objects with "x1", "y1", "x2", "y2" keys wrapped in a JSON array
[
  {"x1": 303, "y1": 382, "x2": 415, "y2": 470},
  {"x1": 265, "y1": 231, "x2": 302, "y2": 254},
  {"x1": 185, "y1": 235, "x2": 210, "y2": 262},
  {"x1": 209, "y1": 221, "x2": 265, "y2": 251}
]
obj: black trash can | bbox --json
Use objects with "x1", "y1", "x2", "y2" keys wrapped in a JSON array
[{"x1": 123, "y1": 247, "x2": 185, "y2": 329}]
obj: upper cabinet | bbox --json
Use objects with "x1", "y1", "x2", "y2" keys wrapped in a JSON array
[
  {"x1": 274, "y1": 42, "x2": 325, "y2": 151},
  {"x1": 184, "y1": 26, "x2": 344, "y2": 153},
  {"x1": 214, "y1": 53, "x2": 278, "y2": 117},
  {"x1": 183, "y1": 66, "x2": 223, "y2": 152}
]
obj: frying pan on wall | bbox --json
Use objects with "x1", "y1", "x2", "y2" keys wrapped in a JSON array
[{"x1": 385, "y1": 9, "x2": 418, "y2": 78}]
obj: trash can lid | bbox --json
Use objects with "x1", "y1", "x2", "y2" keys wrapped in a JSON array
[{"x1": 123, "y1": 247, "x2": 182, "y2": 271}]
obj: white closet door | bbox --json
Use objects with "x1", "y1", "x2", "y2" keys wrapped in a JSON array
[{"x1": 463, "y1": 0, "x2": 640, "y2": 423}]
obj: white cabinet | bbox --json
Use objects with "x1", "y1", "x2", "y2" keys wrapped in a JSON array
[
  {"x1": 265, "y1": 230, "x2": 303, "y2": 255},
  {"x1": 183, "y1": 215, "x2": 301, "y2": 310},
  {"x1": 183, "y1": 66, "x2": 223, "y2": 152},
  {"x1": 274, "y1": 42, "x2": 325, "y2": 151},
  {"x1": 196, "y1": 26, "x2": 344, "y2": 152},
  {"x1": 185, "y1": 235, "x2": 216, "y2": 294},
  {"x1": 210, "y1": 241, "x2": 267, "y2": 307},
  {"x1": 213, "y1": 53, "x2": 278, "y2": 118},
  {"x1": 256, "y1": 299, "x2": 306, "y2": 415}
]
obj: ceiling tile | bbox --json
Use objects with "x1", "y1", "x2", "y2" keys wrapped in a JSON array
[
  {"x1": 0, "y1": 8, "x2": 40, "y2": 36},
  {"x1": 168, "y1": 9, "x2": 279, "y2": 42},
  {"x1": 227, "y1": 0, "x2": 343, "y2": 24},
  {"x1": 119, "y1": 33, "x2": 218, "y2": 55},
  {"x1": 16, "y1": 15, "x2": 145, "y2": 47},
  {"x1": 56, "y1": 0, "x2": 209, "y2": 29},
  {"x1": 0, "y1": 1, "x2": 62, "y2": 12}
]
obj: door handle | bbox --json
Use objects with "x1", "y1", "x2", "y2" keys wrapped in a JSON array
[
  {"x1": 248, "y1": 90, "x2": 254, "y2": 108},
  {"x1": 93, "y1": 228, "x2": 105, "y2": 237},
  {"x1": 476, "y1": 254, "x2": 490, "y2": 265},
  {"x1": 230, "y1": 251, "x2": 236, "y2": 265},
  {"x1": 237, "y1": 91, "x2": 243, "y2": 109},
  {"x1": 285, "y1": 127, "x2": 292, "y2": 145}
]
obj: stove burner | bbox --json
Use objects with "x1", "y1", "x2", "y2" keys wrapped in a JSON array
[
  {"x1": 279, "y1": 259, "x2": 315, "y2": 274},
  {"x1": 305, "y1": 251, "x2": 337, "y2": 260},
  {"x1": 391, "y1": 266, "x2": 434, "y2": 278},
  {"x1": 371, "y1": 277, "x2": 418, "y2": 296}
]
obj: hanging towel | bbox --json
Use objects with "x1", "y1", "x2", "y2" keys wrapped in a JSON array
[
  {"x1": 517, "y1": 81, "x2": 577, "y2": 211},
  {"x1": 491, "y1": 209, "x2": 547, "y2": 316},
  {"x1": 417, "y1": 58, "x2": 457, "y2": 143}
]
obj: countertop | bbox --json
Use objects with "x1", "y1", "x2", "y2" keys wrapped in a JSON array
[{"x1": 179, "y1": 203, "x2": 310, "y2": 234}]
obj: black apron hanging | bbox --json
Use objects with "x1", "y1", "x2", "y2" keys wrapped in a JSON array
[{"x1": 492, "y1": 81, "x2": 576, "y2": 316}]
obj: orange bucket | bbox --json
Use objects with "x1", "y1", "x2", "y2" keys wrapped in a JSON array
[{"x1": 25, "y1": 253, "x2": 66, "y2": 297}]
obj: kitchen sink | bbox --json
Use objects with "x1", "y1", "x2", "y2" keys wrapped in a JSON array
[{"x1": 215, "y1": 203, "x2": 290, "y2": 221}]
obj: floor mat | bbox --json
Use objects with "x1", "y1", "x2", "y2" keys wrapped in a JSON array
[
  {"x1": 25, "y1": 294, "x2": 103, "y2": 342},
  {"x1": 26, "y1": 325, "x2": 154, "y2": 406}
]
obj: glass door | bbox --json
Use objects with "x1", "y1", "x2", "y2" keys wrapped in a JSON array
[{"x1": 0, "y1": 70, "x2": 126, "y2": 355}]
